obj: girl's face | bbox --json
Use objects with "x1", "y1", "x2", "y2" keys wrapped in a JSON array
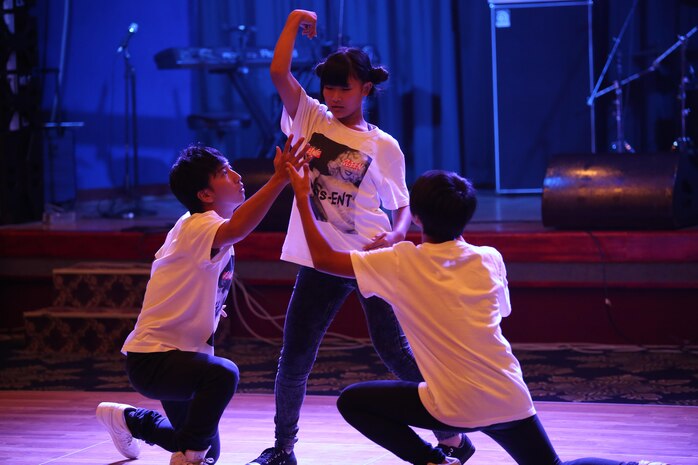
[{"x1": 322, "y1": 75, "x2": 372, "y2": 125}]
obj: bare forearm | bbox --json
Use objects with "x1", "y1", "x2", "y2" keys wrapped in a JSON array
[
  {"x1": 296, "y1": 195, "x2": 354, "y2": 278},
  {"x1": 225, "y1": 176, "x2": 287, "y2": 244},
  {"x1": 270, "y1": 13, "x2": 301, "y2": 78},
  {"x1": 391, "y1": 206, "x2": 412, "y2": 241}
]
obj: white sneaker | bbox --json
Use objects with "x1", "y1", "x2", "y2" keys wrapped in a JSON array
[
  {"x1": 428, "y1": 457, "x2": 461, "y2": 465},
  {"x1": 170, "y1": 449, "x2": 213, "y2": 465},
  {"x1": 96, "y1": 402, "x2": 141, "y2": 459}
]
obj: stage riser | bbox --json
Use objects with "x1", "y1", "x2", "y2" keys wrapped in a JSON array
[
  {"x1": 22, "y1": 309, "x2": 237, "y2": 355},
  {"x1": 22, "y1": 262, "x2": 150, "y2": 354},
  {"x1": 23, "y1": 309, "x2": 137, "y2": 355},
  {"x1": 8, "y1": 255, "x2": 698, "y2": 351},
  {"x1": 19, "y1": 262, "x2": 243, "y2": 354},
  {"x1": 3, "y1": 229, "x2": 698, "y2": 264},
  {"x1": 52, "y1": 262, "x2": 150, "y2": 308},
  {"x1": 225, "y1": 283, "x2": 698, "y2": 346},
  {"x1": 12, "y1": 280, "x2": 698, "y2": 349}
]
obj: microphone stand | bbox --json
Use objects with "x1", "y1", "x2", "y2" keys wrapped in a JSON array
[
  {"x1": 672, "y1": 27, "x2": 697, "y2": 155},
  {"x1": 610, "y1": 53, "x2": 634, "y2": 153},
  {"x1": 587, "y1": 0, "x2": 638, "y2": 108},
  {"x1": 113, "y1": 33, "x2": 153, "y2": 218},
  {"x1": 586, "y1": 0, "x2": 638, "y2": 153},
  {"x1": 593, "y1": 26, "x2": 698, "y2": 155}
]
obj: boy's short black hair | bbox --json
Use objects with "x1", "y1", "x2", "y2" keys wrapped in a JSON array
[
  {"x1": 169, "y1": 144, "x2": 227, "y2": 214},
  {"x1": 410, "y1": 170, "x2": 477, "y2": 242}
]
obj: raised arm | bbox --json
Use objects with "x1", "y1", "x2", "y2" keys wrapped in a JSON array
[
  {"x1": 286, "y1": 164, "x2": 355, "y2": 278},
  {"x1": 212, "y1": 136, "x2": 307, "y2": 248},
  {"x1": 270, "y1": 10, "x2": 317, "y2": 120}
]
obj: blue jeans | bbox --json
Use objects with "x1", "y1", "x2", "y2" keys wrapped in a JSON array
[
  {"x1": 125, "y1": 350, "x2": 239, "y2": 463},
  {"x1": 274, "y1": 266, "x2": 445, "y2": 449},
  {"x1": 337, "y1": 380, "x2": 642, "y2": 465}
]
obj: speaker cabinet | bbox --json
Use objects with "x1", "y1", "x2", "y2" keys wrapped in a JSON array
[
  {"x1": 489, "y1": 0, "x2": 594, "y2": 193},
  {"x1": 542, "y1": 153, "x2": 698, "y2": 230}
]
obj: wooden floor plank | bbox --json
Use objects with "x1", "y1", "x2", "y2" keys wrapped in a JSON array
[{"x1": 0, "y1": 391, "x2": 695, "y2": 465}]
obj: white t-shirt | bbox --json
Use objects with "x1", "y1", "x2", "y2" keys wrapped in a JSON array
[
  {"x1": 351, "y1": 239, "x2": 535, "y2": 428},
  {"x1": 122, "y1": 211, "x2": 234, "y2": 356},
  {"x1": 280, "y1": 88, "x2": 410, "y2": 267}
]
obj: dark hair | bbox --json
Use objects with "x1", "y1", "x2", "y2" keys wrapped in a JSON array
[
  {"x1": 169, "y1": 144, "x2": 228, "y2": 214},
  {"x1": 410, "y1": 170, "x2": 477, "y2": 242},
  {"x1": 314, "y1": 47, "x2": 388, "y2": 97}
]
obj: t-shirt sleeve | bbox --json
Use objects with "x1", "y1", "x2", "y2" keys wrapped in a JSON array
[
  {"x1": 280, "y1": 88, "x2": 322, "y2": 137},
  {"x1": 371, "y1": 137, "x2": 410, "y2": 211},
  {"x1": 280, "y1": 104, "x2": 295, "y2": 136},
  {"x1": 180, "y1": 213, "x2": 228, "y2": 268},
  {"x1": 492, "y1": 248, "x2": 512, "y2": 318},
  {"x1": 350, "y1": 247, "x2": 400, "y2": 301}
]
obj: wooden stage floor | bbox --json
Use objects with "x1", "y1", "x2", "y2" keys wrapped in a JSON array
[{"x1": 1, "y1": 391, "x2": 696, "y2": 465}]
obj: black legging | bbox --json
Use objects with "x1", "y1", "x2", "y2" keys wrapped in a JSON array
[{"x1": 337, "y1": 380, "x2": 642, "y2": 465}]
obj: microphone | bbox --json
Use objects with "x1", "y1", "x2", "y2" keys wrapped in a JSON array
[{"x1": 116, "y1": 22, "x2": 139, "y2": 54}]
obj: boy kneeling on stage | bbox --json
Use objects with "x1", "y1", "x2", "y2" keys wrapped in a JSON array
[
  {"x1": 96, "y1": 136, "x2": 307, "y2": 465},
  {"x1": 285, "y1": 163, "x2": 669, "y2": 465}
]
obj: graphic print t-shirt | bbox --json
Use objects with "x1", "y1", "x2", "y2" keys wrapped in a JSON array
[
  {"x1": 280, "y1": 88, "x2": 409, "y2": 267},
  {"x1": 122, "y1": 211, "x2": 234, "y2": 356},
  {"x1": 306, "y1": 133, "x2": 371, "y2": 234},
  {"x1": 208, "y1": 251, "x2": 234, "y2": 347}
]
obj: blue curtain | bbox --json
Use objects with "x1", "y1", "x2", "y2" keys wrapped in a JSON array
[
  {"x1": 32, "y1": 0, "x2": 698, "y2": 200},
  {"x1": 192, "y1": 0, "x2": 698, "y2": 187},
  {"x1": 192, "y1": 0, "x2": 495, "y2": 186}
]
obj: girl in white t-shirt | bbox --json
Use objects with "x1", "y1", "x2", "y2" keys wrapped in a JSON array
[{"x1": 245, "y1": 9, "x2": 466, "y2": 465}]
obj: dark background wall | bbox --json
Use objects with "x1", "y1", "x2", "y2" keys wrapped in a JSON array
[{"x1": 2, "y1": 0, "x2": 697, "y2": 223}]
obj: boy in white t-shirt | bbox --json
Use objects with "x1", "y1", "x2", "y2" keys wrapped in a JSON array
[
  {"x1": 285, "y1": 165, "x2": 670, "y2": 465},
  {"x1": 95, "y1": 136, "x2": 307, "y2": 465}
]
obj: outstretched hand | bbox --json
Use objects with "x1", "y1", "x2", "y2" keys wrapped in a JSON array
[
  {"x1": 272, "y1": 134, "x2": 309, "y2": 183},
  {"x1": 286, "y1": 163, "x2": 312, "y2": 199},
  {"x1": 364, "y1": 231, "x2": 401, "y2": 250}
]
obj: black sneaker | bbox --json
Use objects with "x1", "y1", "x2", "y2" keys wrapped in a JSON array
[
  {"x1": 246, "y1": 447, "x2": 297, "y2": 465},
  {"x1": 438, "y1": 434, "x2": 475, "y2": 464}
]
